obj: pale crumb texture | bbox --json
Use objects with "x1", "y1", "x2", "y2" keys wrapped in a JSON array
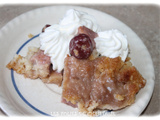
[{"x1": 6, "y1": 47, "x2": 63, "y2": 86}]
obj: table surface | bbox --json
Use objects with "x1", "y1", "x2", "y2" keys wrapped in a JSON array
[{"x1": 0, "y1": 4, "x2": 159, "y2": 116}]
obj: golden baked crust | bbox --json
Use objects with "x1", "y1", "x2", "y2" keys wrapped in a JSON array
[
  {"x1": 62, "y1": 56, "x2": 146, "y2": 113},
  {"x1": 6, "y1": 47, "x2": 62, "y2": 86}
]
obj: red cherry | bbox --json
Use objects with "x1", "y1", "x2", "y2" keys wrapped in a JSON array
[{"x1": 69, "y1": 34, "x2": 93, "y2": 59}]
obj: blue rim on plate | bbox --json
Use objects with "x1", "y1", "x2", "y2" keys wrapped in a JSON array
[{"x1": 11, "y1": 34, "x2": 50, "y2": 116}]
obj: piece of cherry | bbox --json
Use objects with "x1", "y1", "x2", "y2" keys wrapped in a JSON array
[
  {"x1": 42, "y1": 24, "x2": 51, "y2": 32},
  {"x1": 69, "y1": 34, "x2": 93, "y2": 59}
]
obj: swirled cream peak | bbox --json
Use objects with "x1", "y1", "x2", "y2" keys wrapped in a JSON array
[
  {"x1": 39, "y1": 9, "x2": 100, "y2": 72},
  {"x1": 94, "y1": 29, "x2": 128, "y2": 61}
]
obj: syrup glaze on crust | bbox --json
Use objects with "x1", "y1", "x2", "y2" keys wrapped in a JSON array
[{"x1": 62, "y1": 56, "x2": 146, "y2": 113}]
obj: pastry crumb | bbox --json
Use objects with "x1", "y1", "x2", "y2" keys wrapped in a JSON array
[{"x1": 28, "y1": 34, "x2": 34, "y2": 38}]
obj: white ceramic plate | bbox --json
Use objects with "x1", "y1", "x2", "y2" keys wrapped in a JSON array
[{"x1": 0, "y1": 6, "x2": 155, "y2": 116}]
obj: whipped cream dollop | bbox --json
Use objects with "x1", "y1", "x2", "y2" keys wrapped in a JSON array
[
  {"x1": 39, "y1": 9, "x2": 100, "y2": 72},
  {"x1": 94, "y1": 29, "x2": 128, "y2": 61}
]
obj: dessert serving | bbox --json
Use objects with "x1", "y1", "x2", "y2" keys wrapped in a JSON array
[{"x1": 6, "y1": 9, "x2": 146, "y2": 115}]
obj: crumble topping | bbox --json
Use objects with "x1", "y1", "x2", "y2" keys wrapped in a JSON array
[{"x1": 62, "y1": 56, "x2": 146, "y2": 113}]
